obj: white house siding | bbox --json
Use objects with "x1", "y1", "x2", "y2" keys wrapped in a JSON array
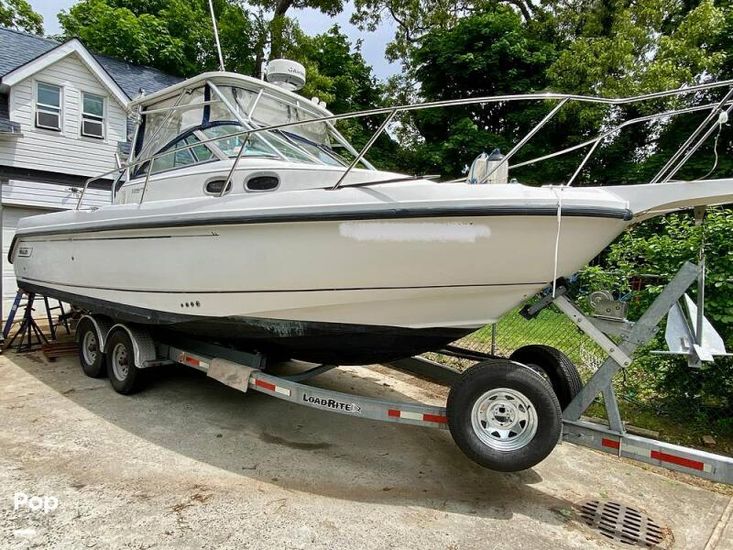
[
  {"x1": 0, "y1": 52, "x2": 127, "y2": 178},
  {"x1": 2, "y1": 178, "x2": 111, "y2": 209}
]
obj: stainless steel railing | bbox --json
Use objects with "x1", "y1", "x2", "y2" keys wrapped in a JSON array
[{"x1": 76, "y1": 78, "x2": 733, "y2": 209}]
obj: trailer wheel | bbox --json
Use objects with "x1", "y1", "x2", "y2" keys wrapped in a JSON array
[
  {"x1": 77, "y1": 318, "x2": 106, "y2": 378},
  {"x1": 106, "y1": 328, "x2": 143, "y2": 395},
  {"x1": 447, "y1": 359, "x2": 561, "y2": 472},
  {"x1": 509, "y1": 345, "x2": 582, "y2": 409}
]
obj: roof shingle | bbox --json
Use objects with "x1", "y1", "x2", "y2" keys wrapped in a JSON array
[{"x1": 0, "y1": 26, "x2": 183, "y2": 99}]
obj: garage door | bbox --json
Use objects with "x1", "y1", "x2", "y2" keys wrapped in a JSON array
[{"x1": 2, "y1": 205, "x2": 49, "y2": 320}]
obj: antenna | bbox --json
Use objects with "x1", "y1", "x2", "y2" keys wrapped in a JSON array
[{"x1": 208, "y1": 0, "x2": 225, "y2": 71}]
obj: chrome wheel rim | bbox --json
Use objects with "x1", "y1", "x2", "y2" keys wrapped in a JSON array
[
  {"x1": 82, "y1": 331, "x2": 98, "y2": 365},
  {"x1": 471, "y1": 387, "x2": 538, "y2": 452},
  {"x1": 112, "y1": 342, "x2": 130, "y2": 380}
]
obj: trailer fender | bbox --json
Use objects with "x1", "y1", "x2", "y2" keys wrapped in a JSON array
[
  {"x1": 103, "y1": 324, "x2": 157, "y2": 368},
  {"x1": 77, "y1": 315, "x2": 114, "y2": 352}
]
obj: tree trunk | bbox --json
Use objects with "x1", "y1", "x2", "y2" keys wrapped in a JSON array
[{"x1": 269, "y1": 0, "x2": 294, "y2": 60}]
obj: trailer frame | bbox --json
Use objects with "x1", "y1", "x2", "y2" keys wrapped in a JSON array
[{"x1": 79, "y1": 260, "x2": 733, "y2": 484}]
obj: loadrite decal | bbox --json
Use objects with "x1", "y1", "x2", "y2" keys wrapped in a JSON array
[{"x1": 302, "y1": 393, "x2": 362, "y2": 413}]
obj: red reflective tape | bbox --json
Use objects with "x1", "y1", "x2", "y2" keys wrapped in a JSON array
[
  {"x1": 602, "y1": 438, "x2": 620, "y2": 450},
  {"x1": 255, "y1": 379, "x2": 276, "y2": 392},
  {"x1": 387, "y1": 409, "x2": 401, "y2": 418},
  {"x1": 423, "y1": 414, "x2": 448, "y2": 424},
  {"x1": 650, "y1": 450, "x2": 705, "y2": 471},
  {"x1": 183, "y1": 356, "x2": 199, "y2": 367}
]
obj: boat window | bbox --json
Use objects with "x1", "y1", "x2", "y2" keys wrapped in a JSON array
[
  {"x1": 144, "y1": 134, "x2": 215, "y2": 175},
  {"x1": 202, "y1": 124, "x2": 278, "y2": 158},
  {"x1": 132, "y1": 81, "x2": 374, "y2": 175},
  {"x1": 139, "y1": 87, "x2": 206, "y2": 161},
  {"x1": 201, "y1": 124, "x2": 318, "y2": 164},
  {"x1": 277, "y1": 131, "x2": 347, "y2": 167},
  {"x1": 246, "y1": 175, "x2": 279, "y2": 192},
  {"x1": 204, "y1": 179, "x2": 232, "y2": 195},
  {"x1": 211, "y1": 85, "x2": 330, "y2": 146}
]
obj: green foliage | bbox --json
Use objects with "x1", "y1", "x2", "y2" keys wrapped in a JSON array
[
  {"x1": 282, "y1": 25, "x2": 402, "y2": 169},
  {"x1": 549, "y1": 0, "x2": 726, "y2": 97},
  {"x1": 404, "y1": 5, "x2": 563, "y2": 179},
  {"x1": 59, "y1": 0, "x2": 258, "y2": 77},
  {"x1": 546, "y1": 0, "x2": 728, "y2": 185},
  {"x1": 252, "y1": 0, "x2": 344, "y2": 59},
  {"x1": 0, "y1": 0, "x2": 43, "y2": 34},
  {"x1": 600, "y1": 210, "x2": 733, "y2": 335},
  {"x1": 578, "y1": 209, "x2": 733, "y2": 427},
  {"x1": 351, "y1": 0, "x2": 540, "y2": 62},
  {"x1": 391, "y1": 0, "x2": 732, "y2": 183}
]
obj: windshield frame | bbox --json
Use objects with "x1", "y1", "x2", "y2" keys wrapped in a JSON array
[
  {"x1": 133, "y1": 119, "x2": 335, "y2": 178},
  {"x1": 132, "y1": 80, "x2": 375, "y2": 178}
]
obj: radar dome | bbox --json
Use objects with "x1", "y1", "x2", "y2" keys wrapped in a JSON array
[{"x1": 265, "y1": 59, "x2": 306, "y2": 91}]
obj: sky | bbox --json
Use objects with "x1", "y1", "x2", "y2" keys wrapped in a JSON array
[{"x1": 29, "y1": 0, "x2": 401, "y2": 80}]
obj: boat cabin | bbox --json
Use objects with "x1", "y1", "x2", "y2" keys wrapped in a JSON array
[{"x1": 116, "y1": 71, "x2": 395, "y2": 204}]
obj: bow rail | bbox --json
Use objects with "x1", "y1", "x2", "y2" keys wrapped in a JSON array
[{"x1": 76, "y1": 78, "x2": 733, "y2": 209}]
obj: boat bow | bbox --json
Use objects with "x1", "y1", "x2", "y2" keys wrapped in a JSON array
[{"x1": 605, "y1": 178, "x2": 733, "y2": 221}]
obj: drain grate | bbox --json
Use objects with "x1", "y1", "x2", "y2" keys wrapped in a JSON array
[{"x1": 577, "y1": 499, "x2": 671, "y2": 548}]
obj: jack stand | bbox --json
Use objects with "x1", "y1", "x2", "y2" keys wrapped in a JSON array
[{"x1": 4, "y1": 292, "x2": 49, "y2": 353}]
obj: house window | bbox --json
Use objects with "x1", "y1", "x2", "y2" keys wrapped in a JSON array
[
  {"x1": 35, "y1": 82, "x2": 61, "y2": 131},
  {"x1": 81, "y1": 92, "x2": 105, "y2": 139}
]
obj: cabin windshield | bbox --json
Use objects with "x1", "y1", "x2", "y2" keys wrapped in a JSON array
[{"x1": 134, "y1": 82, "x2": 353, "y2": 175}]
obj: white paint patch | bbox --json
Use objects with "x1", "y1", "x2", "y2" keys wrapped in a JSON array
[
  {"x1": 339, "y1": 222, "x2": 491, "y2": 243},
  {"x1": 14, "y1": 528, "x2": 37, "y2": 538}
]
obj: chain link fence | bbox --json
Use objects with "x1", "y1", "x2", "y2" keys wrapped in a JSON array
[{"x1": 427, "y1": 296, "x2": 733, "y2": 458}]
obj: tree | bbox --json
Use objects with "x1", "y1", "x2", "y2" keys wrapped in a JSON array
[
  {"x1": 0, "y1": 0, "x2": 43, "y2": 34},
  {"x1": 547, "y1": 0, "x2": 727, "y2": 185},
  {"x1": 390, "y1": 0, "x2": 730, "y2": 184},
  {"x1": 281, "y1": 25, "x2": 402, "y2": 169},
  {"x1": 59, "y1": 0, "x2": 259, "y2": 77},
  {"x1": 58, "y1": 0, "x2": 353, "y2": 79},
  {"x1": 252, "y1": 0, "x2": 343, "y2": 60},
  {"x1": 403, "y1": 4, "x2": 563, "y2": 180},
  {"x1": 351, "y1": 0, "x2": 543, "y2": 63}
]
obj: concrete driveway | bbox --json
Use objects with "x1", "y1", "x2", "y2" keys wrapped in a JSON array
[{"x1": 0, "y1": 351, "x2": 731, "y2": 549}]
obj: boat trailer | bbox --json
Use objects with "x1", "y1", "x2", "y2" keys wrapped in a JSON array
[{"x1": 75, "y1": 261, "x2": 732, "y2": 484}]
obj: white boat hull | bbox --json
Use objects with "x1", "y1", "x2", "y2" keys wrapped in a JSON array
[
  {"x1": 11, "y1": 204, "x2": 629, "y2": 361},
  {"x1": 12, "y1": 178, "x2": 731, "y2": 363}
]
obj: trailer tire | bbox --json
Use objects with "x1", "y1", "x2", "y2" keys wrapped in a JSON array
[
  {"x1": 509, "y1": 345, "x2": 582, "y2": 409},
  {"x1": 77, "y1": 318, "x2": 106, "y2": 378},
  {"x1": 447, "y1": 359, "x2": 561, "y2": 472},
  {"x1": 106, "y1": 328, "x2": 143, "y2": 395}
]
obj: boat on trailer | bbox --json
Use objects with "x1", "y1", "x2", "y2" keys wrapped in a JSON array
[
  {"x1": 8, "y1": 65, "x2": 733, "y2": 475},
  {"x1": 9, "y1": 67, "x2": 733, "y2": 364}
]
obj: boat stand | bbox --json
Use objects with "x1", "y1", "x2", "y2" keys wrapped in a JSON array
[{"x1": 3, "y1": 292, "x2": 49, "y2": 353}]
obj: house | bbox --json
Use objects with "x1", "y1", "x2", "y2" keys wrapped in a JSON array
[{"x1": 0, "y1": 27, "x2": 182, "y2": 316}]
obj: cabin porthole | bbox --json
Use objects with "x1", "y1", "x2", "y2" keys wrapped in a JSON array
[
  {"x1": 204, "y1": 178, "x2": 232, "y2": 196},
  {"x1": 245, "y1": 173, "x2": 280, "y2": 192}
]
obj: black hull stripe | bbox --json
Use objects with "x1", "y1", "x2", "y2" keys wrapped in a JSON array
[
  {"x1": 19, "y1": 281, "x2": 477, "y2": 364},
  {"x1": 10, "y1": 204, "x2": 633, "y2": 260},
  {"x1": 19, "y1": 276, "x2": 544, "y2": 294}
]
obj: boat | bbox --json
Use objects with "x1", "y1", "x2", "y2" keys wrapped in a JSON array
[{"x1": 9, "y1": 63, "x2": 733, "y2": 364}]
